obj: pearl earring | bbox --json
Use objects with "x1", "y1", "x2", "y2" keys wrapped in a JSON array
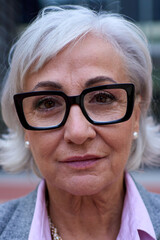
[
  {"x1": 133, "y1": 132, "x2": 138, "y2": 139},
  {"x1": 25, "y1": 141, "x2": 30, "y2": 148}
]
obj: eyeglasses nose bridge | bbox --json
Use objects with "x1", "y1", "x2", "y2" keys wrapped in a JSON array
[
  {"x1": 67, "y1": 94, "x2": 82, "y2": 108},
  {"x1": 65, "y1": 94, "x2": 84, "y2": 120}
]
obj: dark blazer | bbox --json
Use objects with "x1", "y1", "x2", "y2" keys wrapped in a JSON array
[{"x1": 0, "y1": 182, "x2": 160, "y2": 240}]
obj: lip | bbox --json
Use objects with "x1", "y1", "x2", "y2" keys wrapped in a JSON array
[{"x1": 59, "y1": 155, "x2": 104, "y2": 169}]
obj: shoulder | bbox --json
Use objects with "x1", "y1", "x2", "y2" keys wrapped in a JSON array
[
  {"x1": 134, "y1": 178, "x2": 160, "y2": 239},
  {"x1": 0, "y1": 189, "x2": 37, "y2": 240},
  {"x1": 0, "y1": 198, "x2": 20, "y2": 233},
  {"x1": 135, "y1": 179, "x2": 160, "y2": 211}
]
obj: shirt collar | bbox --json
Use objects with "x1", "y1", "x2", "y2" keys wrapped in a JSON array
[{"x1": 29, "y1": 180, "x2": 51, "y2": 240}]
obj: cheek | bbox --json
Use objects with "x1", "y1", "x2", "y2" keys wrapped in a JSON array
[
  {"x1": 25, "y1": 130, "x2": 63, "y2": 170},
  {"x1": 98, "y1": 122, "x2": 134, "y2": 165}
]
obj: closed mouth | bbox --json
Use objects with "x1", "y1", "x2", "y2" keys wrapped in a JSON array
[{"x1": 60, "y1": 155, "x2": 104, "y2": 169}]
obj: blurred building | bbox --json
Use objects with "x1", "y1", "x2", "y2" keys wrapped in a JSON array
[
  {"x1": 1, "y1": 0, "x2": 160, "y2": 79},
  {"x1": 0, "y1": 0, "x2": 21, "y2": 132},
  {"x1": 0, "y1": 1, "x2": 18, "y2": 82}
]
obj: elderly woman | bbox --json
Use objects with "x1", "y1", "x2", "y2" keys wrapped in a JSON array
[{"x1": 0, "y1": 5, "x2": 160, "y2": 240}]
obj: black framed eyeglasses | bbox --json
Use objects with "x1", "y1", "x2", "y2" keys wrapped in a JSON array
[{"x1": 13, "y1": 83, "x2": 135, "y2": 131}]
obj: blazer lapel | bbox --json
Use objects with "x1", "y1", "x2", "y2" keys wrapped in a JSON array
[{"x1": 0, "y1": 189, "x2": 37, "y2": 240}]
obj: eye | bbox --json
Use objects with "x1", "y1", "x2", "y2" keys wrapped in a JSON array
[
  {"x1": 39, "y1": 99, "x2": 55, "y2": 109},
  {"x1": 90, "y1": 92, "x2": 116, "y2": 104},
  {"x1": 35, "y1": 96, "x2": 62, "y2": 110}
]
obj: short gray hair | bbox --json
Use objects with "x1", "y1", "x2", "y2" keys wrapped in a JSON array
[{"x1": 1, "y1": 5, "x2": 160, "y2": 176}]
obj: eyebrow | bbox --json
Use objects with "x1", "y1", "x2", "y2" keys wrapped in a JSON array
[
  {"x1": 85, "y1": 76, "x2": 116, "y2": 87},
  {"x1": 32, "y1": 76, "x2": 116, "y2": 91},
  {"x1": 32, "y1": 81, "x2": 62, "y2": 91}
]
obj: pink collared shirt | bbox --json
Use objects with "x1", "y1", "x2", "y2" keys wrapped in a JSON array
[{"x1": 29, "y1": 173, "x2": 156, "y2": 240}]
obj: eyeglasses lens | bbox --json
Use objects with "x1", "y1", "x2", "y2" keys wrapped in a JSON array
[
  {"x1": 84, "y1": 88, "x2": 127, "y2": 123},
  {"x1": 23, "y1": 95, "x2": 66, "y2": 128}
]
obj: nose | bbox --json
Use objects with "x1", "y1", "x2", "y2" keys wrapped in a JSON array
[{"x1": 64, "y1": 105, "x2": 96, "y2": 145}]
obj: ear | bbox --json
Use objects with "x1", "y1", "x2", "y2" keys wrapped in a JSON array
[
  {"x1": 24, "y1": 131, "x2": 30, "y2": 148},
  {"x1": 133, "y1": 96, "x2": 141, "y2": 133},
  {"x1": 24, "y1": 130, "x2": 29, "y2": 142}
]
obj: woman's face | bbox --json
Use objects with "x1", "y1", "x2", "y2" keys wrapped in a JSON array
[{"x1": 24, "y1": 35, "x2": 140, "y2": 196}]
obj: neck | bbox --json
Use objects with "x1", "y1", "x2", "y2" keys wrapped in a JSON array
[{"x1": 46, "y1": 176, "x2": 125, "y2": 240}]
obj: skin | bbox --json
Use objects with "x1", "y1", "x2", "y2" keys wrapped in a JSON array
[{"x1": 24, "y1": 34, "x2": 140, "y2": 240}]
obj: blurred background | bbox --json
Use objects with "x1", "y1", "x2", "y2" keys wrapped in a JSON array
[{"x1": 0, "y1": 0, "x2": 160, "y2": 203}]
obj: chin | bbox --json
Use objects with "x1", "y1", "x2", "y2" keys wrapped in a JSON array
[
  {"x1": 61, "y1": 176, "x2": 105, "y2": 196},
  {"x1": 66, "y1": 187, "x2": 101, "y2": 196}
]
